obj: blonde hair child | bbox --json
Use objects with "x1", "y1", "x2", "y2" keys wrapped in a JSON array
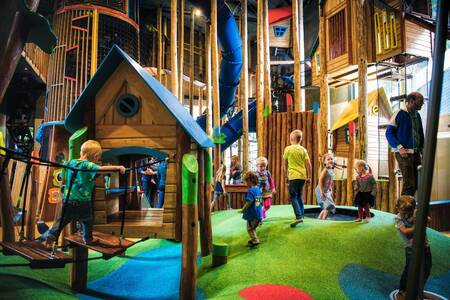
[
  {"x1": 315, "y1": 153, "x2": 336, "y2": 220},
  {"x1": 353, "y1": 160, "x2": 376, "y2": 222},
  {"x1": 211, "y1": 163, "x2": 231, "y2": 210},
  {"x1": 256, "y1": 156, "x2": 276, "y2": 219}
]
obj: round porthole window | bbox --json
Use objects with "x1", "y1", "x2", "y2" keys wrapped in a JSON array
[{"x1": 116, "y1": 94, "x2": 140, "y2": 117}]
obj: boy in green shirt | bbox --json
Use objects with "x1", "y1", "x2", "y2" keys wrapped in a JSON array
[
  {"x1": 283, "y1": 130, "x2": 312, "y2": 227},
  {"x1": 40, "y1": 140, "x2": 125, "y2": 244}
]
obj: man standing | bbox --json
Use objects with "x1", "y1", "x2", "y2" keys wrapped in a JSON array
[{"x1": 386, "y1": 92, "x2": 425, "y2": 196}]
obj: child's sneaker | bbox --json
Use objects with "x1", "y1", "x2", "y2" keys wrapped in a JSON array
[
  {"x1": 37, "y1": 221, "x2": 49, "y2": 234},
  {"x1": 247, "y1": 240, "x2": 260, "y2": 248},
  {"x1": 84, "y1": 237, "x2": 99, "y2": 245},
  {"x1": 290, "y1": 217, "x2": 303, "y2": 227},
  {"x1": 396, "y1": 290, "x2": 406, "y2": 300},
  {"x1": 355, "y1": 218, "x2": 362, "y2": 222}
]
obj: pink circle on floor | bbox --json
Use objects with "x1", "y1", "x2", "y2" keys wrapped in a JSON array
[{"x1": 239, "y1": 284, "x2": 313, "y2": 300}]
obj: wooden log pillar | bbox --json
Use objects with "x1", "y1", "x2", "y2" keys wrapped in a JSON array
[
  {"x1": 202, "y1": 24, "x2": 213, "y2": 256},
  {"x1": 178, "y1": 0, "x2": 185, "y2": 102},
  {"x1": 347, "y1": 122, "x2": 356, "y2": 206},
  {"x1": 263, "y1": 0, "x2": 272, "y2": 116},
  {"x1": 26, "y1": 164, "x2": 39, "y2": 240},
  {"x1": 0, "y1": 157, "x2": 15, "y2": 242},
  {"x1": 388, "y1": 151, "x2": 397, "y2": 212},
  {"x1": 157, "y1": 5, "x2": 163, "y2": 82},
  {"x1": 292, "y1": 0, "x2": 303, "y2": 111},
  {"x1": 198, "y1": 149, "x2": 205, "y2": 224},
  {"x1": 211, "y1": 0, "x2": 221, "y2": 172},
  {"x1": 198, "y1": 87, "x2": 203, "y2": 115},
  {"x1": 163, "y1": 17, "x2": 168, "y2": 79},
  {"x1": 171, "y1": 0, "x2": 179, "y2": 96},
  {"x1": 70, "y1": 246, "x2": 88, "y2": 291},
  {"x1": 256, "y1": 0, "x2": 264, "y2": 156},
  {"x1": 201, "y1": 150, "x2": 213, "y2": 256},
  {"x1": 189, "y1": 8, "x2": 195, "y2": 116},
  {"x1": 356, "y1": 0, "x2": 368, "y2": 161},
  {"x1": 0, "y1": 0, "x2": 40, "y2": 105},
  {"x1": 180, "y1": 154, "x2": 199, "y2": 300},
  {"x1": 240, "y1": 0, "x2": 249, "y2": 172},
  {"x1": 318, "y1": 4, "x2": 330, "y2": 157}
]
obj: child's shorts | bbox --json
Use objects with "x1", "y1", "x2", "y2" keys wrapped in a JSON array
[{"x1": 315, "y1": 186, "x2": 336, "y2": 213}]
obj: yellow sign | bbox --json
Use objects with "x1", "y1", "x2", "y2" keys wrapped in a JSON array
[{"x1": 374, "y1": 9, "x2": 398, "y2": 55}]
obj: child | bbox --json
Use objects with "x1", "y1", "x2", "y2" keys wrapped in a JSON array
[
  {"x1": 240, "y1": 171, "x2": 263, "y2": 247},
  {"x1": 354, "y1": 160, "x2": 376, "y2": 222},
  {"x1": 315, "y1": 153, "x2": 336, "y2": 220},
  {"x1": 229, "y1": 155, "x2": 243, "y2": 184},
  {"x1": 40, "y1": 140, "x2": 125, "y2": 244},
  {"x1": 211, "y1": 163, "x2": 230, "y2": 211},
  {"x1": 283, "y1": 130, "x2": 312, "y2": 227},
  {"x1": 256, "y1": 157, "x2": 276, "y2": 219},
  {"x1": 395, "y1": 195, "x2": 432, "y2": 300}
]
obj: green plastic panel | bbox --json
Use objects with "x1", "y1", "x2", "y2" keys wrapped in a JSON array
[
  {"x1": 69, "y1": 126, "x2": 88, "y2": 160},
  {"x1": 204, "y1": 151, "x2": 213, "y2": 184},
  {"x1": 182, "y1": 154, "x2": 199, "y2": 205}
]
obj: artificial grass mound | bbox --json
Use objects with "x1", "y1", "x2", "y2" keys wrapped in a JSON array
[
  {"x1": 198, "y1": 205, "x2": 450, "y2": 299},
  {"x1": 0, "y1": 205, "x2": 449, "y2": 299},
  {"x1": 0, "y1": 238, "x2": 173, "y2": 299}
]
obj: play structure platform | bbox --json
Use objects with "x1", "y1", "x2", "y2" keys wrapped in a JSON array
[
  {"x1": 64, "y1": 231, "x2": 135, "y2": 259},
  {"x1": 0, "y1": 240, "x2": 72, "y2": 269}
]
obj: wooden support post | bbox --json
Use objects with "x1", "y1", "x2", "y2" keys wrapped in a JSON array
[
  {"x1": 0, "y1": 0, "x2": 40, "y2": 105},
  {"x1": 388, "y1": 151, "x2": 397, "y2": 212},
  {"x1": 180, "y1": 154, "x2": 198, "y2": 300},
  {"x1": 163, "y1": 17, "x2": 168, "y2": 86},
  {"x1": 199, "y1": 150, "x2": 212, "y2": 256},
  {"x1": 70, "y1": 246, "x2": 88, "y2": 291},
  {"x1": 256, "y1": 0, "x2": 264, "y2": 157},
  {"x1": 157, "y1": 5, "x2": 163, "y2": 82},
  {"x1": 211, "y1": 0, "x2": 221, "y2": 172},
  {"x1": 292, "y1": 0, "x2": 302, "y2": 112},
  {"x1": 318, "y1": 5, "x2": 329, "y2": 156},
  {"x1": 171, "y1": 0, "x2": 179, "y2": 96},
  {"x1": 299, "y1": 0, "x2": 306, "y2": 111},
  {"x1": 263, "y1": 0, "x2": 272, "y2": 116},
  {"x1": 197, "y1": 149, "x2": 205, "y2": 230},
  {"x1": 357, "y1": 0, "x2": 368, "y2": 161},
  {"x1": 202, "y1": 24, "x2": 213, "y2": 256},
  {"x1": 26, "y1": 164, "x2": 38, "y2": 240},
  {"x1": 199, "y1": 87, "x2": 203, "y2": 115},
  {"x1": 0, "y1": 157, "x2": 15, "y2": 242},
  {"x1": 178, "y1": 0, "x2": 185, "y2": 102},
  {"x1": 206, "y1": 25, "x2": 212, "y2": 139},
  {"x1": 189, "y1": 8, "x2": 195, "y2": 116},
  {"x1": 347, "y1": 122, "x2": 356, "y2": 206},
  {"x1": 240, "y1": 0, "x2": 249, "y2": 173}
]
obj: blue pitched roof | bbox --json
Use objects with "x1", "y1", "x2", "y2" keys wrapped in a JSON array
[{"x1": 64, "y1": 45, "x2": 213, "y2": 148}]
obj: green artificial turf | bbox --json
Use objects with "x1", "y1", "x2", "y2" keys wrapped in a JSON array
[
  {"x1": 0, "y1": 205, "x2": 449, "y2": 299},
  {"x1": 0, "y1": 238, "x2": 175, "y2": 299},
  {"x1": 197, "y1": 205, "x2": 450, "y2": 299}
]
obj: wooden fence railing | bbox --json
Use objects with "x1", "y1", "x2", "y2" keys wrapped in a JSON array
[
  {"x1": 264, "y1": 111, "x2": 320, "y2": 206},
  {"x1": 22, "y1": 43, "x2": 49, "y2": 83}
]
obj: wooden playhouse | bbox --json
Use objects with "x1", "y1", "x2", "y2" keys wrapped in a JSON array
[
  {"x1": 64, "y1": 45, "x2": 213, "y2": 241},
  {"x1": 331, "y1": 87, "x2": 392, "y2": 178},
  {"x1": 311, "y1": 0, "x2": 434, "y2": 87}
]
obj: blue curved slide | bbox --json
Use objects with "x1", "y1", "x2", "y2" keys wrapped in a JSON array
[{"x1": 190, "y1": 0, "x2": 256, "y2": 150}]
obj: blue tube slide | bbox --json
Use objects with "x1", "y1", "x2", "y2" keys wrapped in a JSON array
[
  {"x1": 219, "y1": 101, "x2": 257, "y2": 150},
  {"x1": 190, "y1": 0, "x2": 254, "y2": 150}
]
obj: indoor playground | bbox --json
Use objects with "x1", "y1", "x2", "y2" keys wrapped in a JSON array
[{"x1": 0, "y1": 0, "x2": 449, "y2": 299}]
